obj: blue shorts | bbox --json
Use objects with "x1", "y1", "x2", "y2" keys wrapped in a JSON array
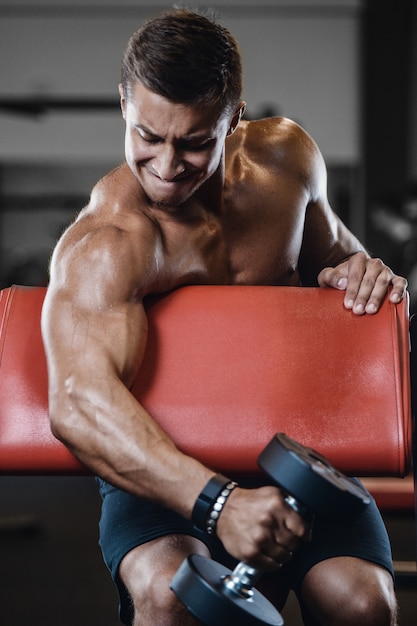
[{"x1": 97, "y1": 478, "x2": 394, "y2": 626}]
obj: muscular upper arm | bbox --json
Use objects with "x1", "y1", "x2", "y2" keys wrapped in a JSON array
[
  {"x1": 42, "y1": 217, "x2": 156, "y2": 412},
  {"x1": 247, "y1": 118, "x2": 364, "y2": 285},
  {"x1": 293, "y1": 126, "x2": 366, "y2": 285}
]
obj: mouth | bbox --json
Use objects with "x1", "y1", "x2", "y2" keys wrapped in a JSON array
[
  {"x1": 150, "y1": 177, "x2": 187, "y2": 196},
  {"x1": 147, "y1": 166, "x2": 192, "y2": 182},
  {"x1": 145, "y1": 167, "x2": 199, "y2": 193},
  {"x1": 141, "y1": 167, "x2": 200, "y2": 206}
]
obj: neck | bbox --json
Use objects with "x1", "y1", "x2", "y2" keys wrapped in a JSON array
[{"x1": 193, "y1": 153, "x2": 225, "y2": 214}]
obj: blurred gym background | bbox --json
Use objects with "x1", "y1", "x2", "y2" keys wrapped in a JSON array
[{"x1": 0, "y1": 1, "x2": 416, "y2": 624}]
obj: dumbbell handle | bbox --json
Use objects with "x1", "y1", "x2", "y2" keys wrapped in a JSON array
[
  {"x1": 223, "y1": 562, "x2": 260, "y2": 598},
  {"x1": 221, "y1": 494, "x2": 312, "y2": 599}
]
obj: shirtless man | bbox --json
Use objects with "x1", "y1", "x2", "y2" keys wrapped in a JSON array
[{"x1": 41, "y1": 9, "x2": 406, "y2": 626}]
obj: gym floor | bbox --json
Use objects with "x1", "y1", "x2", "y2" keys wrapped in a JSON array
[{"x1": 0, "y1": 476, "x2": 416, "y2": 626}]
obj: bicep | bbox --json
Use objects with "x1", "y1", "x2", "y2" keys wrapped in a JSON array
[
  {"x1": 42, "y1": 285, "x2": 148, "y2": 394},
  {"x1": 42, "y1": 219, "x2": 157, "y2": 389}
]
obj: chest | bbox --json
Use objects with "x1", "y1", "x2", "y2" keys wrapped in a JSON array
[
  {"x1": 157, "y1": 177, "x2": 307, "y2": 290},
  {"x1": 222, "y1": 172, "x2": 307, "y2": 284}
]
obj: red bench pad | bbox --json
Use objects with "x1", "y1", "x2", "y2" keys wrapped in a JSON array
[
  {"x1": 362, "y1": 475, "x2": 414, "y2": 512},
  {"x1": 0, "y1": 285, "x2": 412, "y2": 476}
]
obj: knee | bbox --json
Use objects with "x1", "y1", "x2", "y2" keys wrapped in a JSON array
[
  {"x1": 120, "y1": 550, "x2": 202, "y2": 626},
  {"x1": 130, "y1": 565, "x2": 185, "y2": 620},
  {"x1": 303, "y1": 580, "x2": 397, "y2": 626},
  {"x1": 301, "y1": 559, "x2": 398, "y2": 626},
  {"x1": 120, "y1": 549, "x2": 196, "y2": 625},
  {"x1": 346, "y1": 580, "x2": 397, "y2": 626}
]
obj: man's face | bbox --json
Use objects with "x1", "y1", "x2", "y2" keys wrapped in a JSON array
[{"x1": 120, "y1": 82, "x2": 233, "y2": 207}]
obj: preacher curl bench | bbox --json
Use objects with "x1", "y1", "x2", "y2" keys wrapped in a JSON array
[{"x1": 0, "y1": 284, "x2": 415, "y2": 608}]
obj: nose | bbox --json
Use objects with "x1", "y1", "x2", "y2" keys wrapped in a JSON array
[{"x1": 152, "y1": 145, "x2": 185, "y2": 181}]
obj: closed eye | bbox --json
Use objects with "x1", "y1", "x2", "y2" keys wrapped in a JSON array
[
  {"x1": 135, "y1": 125, "x2": 214, "y2": 151},
  {"x1": 135, "y1": 126, "x2": 162, "y2": 144},
  {"x1": 139, "y1": 133, "x2": 162, "y2": 145},
  {"x1": 179, "y1": 139, "x2": 215, "y2": 152}
]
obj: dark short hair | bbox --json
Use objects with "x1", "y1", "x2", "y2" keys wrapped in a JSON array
[{"x1": 121, "y1": 8, "x2": 243, "y2": 115}]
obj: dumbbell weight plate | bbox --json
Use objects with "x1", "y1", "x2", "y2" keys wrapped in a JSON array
[
  {"x1": 170, "y1": 554, "x2": 284, "y2": 626},
  {"x1": 258, "y1": 433, "x2": 371, "y2": 521}
]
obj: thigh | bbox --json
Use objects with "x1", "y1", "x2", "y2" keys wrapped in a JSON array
[
  {"x1": 97, "y1": 479, "x2": 235, "y2": 624},
  {"x1": 282, "y1": 481, "x2": 394, "y2": 597},
  {"x1": 97, "y1": 478, "x2": 234, "y2": 571},
  {"x1": 272, "y1": 485, "x2": 396, "y2": 624},
  {"x1": 120, "y1": 533, "x2": 212, "y2": 576},
  {"x1": 120, "y1": 534, "x2": 212, "y2": 625}
]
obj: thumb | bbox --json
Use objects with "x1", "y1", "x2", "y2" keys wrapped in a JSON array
[{"x1": 317, "y1": 266, "x2": 348, "y2": 290}]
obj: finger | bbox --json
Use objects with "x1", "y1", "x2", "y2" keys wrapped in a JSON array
[
  {"x1": 341, "y1": 255, "x2": 377, "y2": 313},
  {"x1": 388, "y1": 275, "x2": 408, "y2": 304},
  {"x1": 249, "y1": 552, "x2": 284, "y2": 572},
  {"x1": 348, "y1": 261, "x2": 404, "y2": 315},
  {"x1": 283, "y1": 514, "x2": 312, "y2": 542},
  {"x1": 317, "y1": 265, "x2": 349, "y2": 291},
  {"x1": 244, "y1": 521, "x2": 299, "y2": 568},
  {"x1": 241, "y1": 539, "x2": 292, "y2": 571},
  {"x1": 363, "y1": 274, "x2": 408, "y2": 314},
  {"x1": 269, "y1": 519, "x2": 306, "y2": 557},
  {"x1": 317, "y1": 252, "x2": 368, "y2": 293},
  {"x1": 270, "y1": 540, "x2": 294, "y2": 564},
  {"x1": 256, "y1": 537, "x2": 294, "y2": 570}
]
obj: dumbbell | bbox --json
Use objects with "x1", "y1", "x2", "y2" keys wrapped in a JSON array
[{"x1": 170, "y1": 433, "x2": 371, "y2": 626}]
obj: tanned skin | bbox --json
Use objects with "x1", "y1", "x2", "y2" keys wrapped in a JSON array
[{"x1": 42, "y1": 83, "x2": 404, "y2": 625}]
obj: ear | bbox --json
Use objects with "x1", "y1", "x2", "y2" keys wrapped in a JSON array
[
  {"x1": 119, "y1": 84, "x2": 127, "y2": 120},
  {"x1": 227, "y1": 101, "x2": 246, "y2": 136}
]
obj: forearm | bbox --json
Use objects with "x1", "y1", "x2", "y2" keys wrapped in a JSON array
[{"x1": 49, "y1": 377, "x2": 215, "y2": 519}]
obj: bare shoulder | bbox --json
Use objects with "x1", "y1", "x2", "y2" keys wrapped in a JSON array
[
  {"x1": 229, "y1": 117, "x2": 326, "y2": 192},
  {"x1": 88, "y1": 163, "x2": 142, "y2": 213},
  {"x1": 245, "y1": 117, "x2": 322, "y2": 162},
  {"x1": 49, "y1": 164, "x2": 161, "y2": 304}
]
